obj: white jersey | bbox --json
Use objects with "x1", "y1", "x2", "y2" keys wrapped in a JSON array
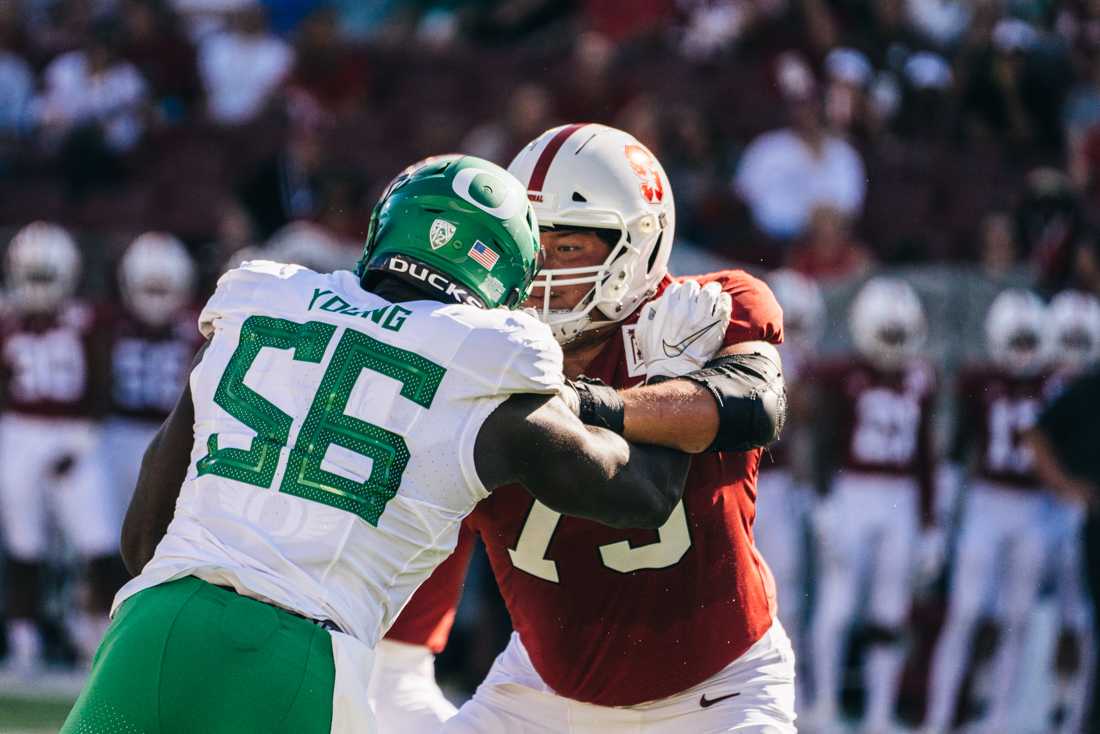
[{"x1": 115, "y1": 261, "x2": 562, "y2": 645}]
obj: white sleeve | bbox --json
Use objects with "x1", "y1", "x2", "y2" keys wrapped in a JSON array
[
  {"x1": 497, "y1": 312, "x2": 564, "y2": 396},
  {"x1": 447, "y1": 308, "x2": 564, "y2": 397},
  {"x1": 198, "y1": 260, "x2": 304, "y2": 338}
]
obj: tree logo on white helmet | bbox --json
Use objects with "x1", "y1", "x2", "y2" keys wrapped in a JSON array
[
  {"x1": 624, "y1": 144, "x2": 665, "y2": 204},
  {"x1": 452, "y1": 168, "x2": 522, "y2": 220}
]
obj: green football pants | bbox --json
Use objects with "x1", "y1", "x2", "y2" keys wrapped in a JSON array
[{"x1": 60, "y1": 575, "x2": 335, "y2": 734}]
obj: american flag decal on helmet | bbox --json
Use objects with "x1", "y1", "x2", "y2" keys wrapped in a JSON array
[{"x1": 468, "y1": 240, "x2": 499, "y2": 270}]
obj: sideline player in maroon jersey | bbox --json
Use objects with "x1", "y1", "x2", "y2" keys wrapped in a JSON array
[
  {"x1": 806, "y1": 276, "x2": 940, "y2": 733},
  {"x1": 757, "y1": 269, "x2": 825, "y2": 701},
  {"x1": 0, "y1": 222, "x2": 118, "y2": 674},
  {"x1": 422, "y1": 123, "x2": 791, "y2": 732},
  {"x1": 923, "y1": 289, "x2": 1057, "y2": 733},
  {"x1": 104, "y1": 233, "x2": 200, "y2": 519}
]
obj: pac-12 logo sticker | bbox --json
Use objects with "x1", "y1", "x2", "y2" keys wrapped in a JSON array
[
  {"x1": 624, "y1": 144, "x2": 664, "y2": 203},
  {"x1": 429, "y1": 219, "x2": 456, "y2": 249}
]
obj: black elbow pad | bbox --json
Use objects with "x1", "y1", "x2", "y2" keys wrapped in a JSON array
[{"x1": 679, "y1": 351, "x2": 787, "y2": 452}]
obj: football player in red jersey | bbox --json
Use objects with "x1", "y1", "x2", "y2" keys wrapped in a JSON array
[
  {"x1": 0, "y1": 222, "x2": 118, "y2": 674},
  {"x1": 923, "y1": 289, "x2": 1056, "y2": 733},
  {"x1": 104, "y1": 233, "x2": 200, "y2": 519},
  {"x1": 806, "y1": 276, "x2": 940, "y2": 733},
  {"x1": 422, "y1": 123, "x2": 792, "y2": 732}
]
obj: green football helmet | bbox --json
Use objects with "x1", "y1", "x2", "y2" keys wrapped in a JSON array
[{"x1": 356, "y1": 155, "x2": 543, "y2": 309}]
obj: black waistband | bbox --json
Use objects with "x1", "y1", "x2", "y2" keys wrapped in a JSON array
[{"x1": 214, "y1": 584, "x2": 344, "y2": 635}]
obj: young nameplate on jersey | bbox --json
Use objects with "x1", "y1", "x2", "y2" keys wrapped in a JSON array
[{"x1": 60, "y1": 155, "x2": 693, "y2": 734}]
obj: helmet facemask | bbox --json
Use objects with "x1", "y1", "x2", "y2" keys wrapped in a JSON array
[
  {"x1": 850, "y1": 277, "x2": 927, "y2": 371},
  {"x1": 1059, "y1": 327, "x2": 1098, "y2": 371},
  {"x1": 128, "y1": 279, "x2": 188, "y2": 327},
  {"x1": 15, "y1": 267, "x2": 71, "y2": 313},
  {"x1": 996, "y1": 328, "x2": 1046, "y2": 376},
  {"x1": 6, "y1": 222, "x2": 81, "y2": 314},
  {"x1": 119, "y1": 232, "x2": 195, "y2": 328},
  {"x1": 985, "y1": 289, "x2": 1050, "y2": 377},
  {"x1": 530, "y1": 209, "x2": 668, "y2": 344}
]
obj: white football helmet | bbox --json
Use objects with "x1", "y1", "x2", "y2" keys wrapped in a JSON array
[
  {"x1": 6, "y1": 221, "x2": 81, "y2": 313},
  {"x1": 507, "y1": 123, "x2": 675, "y2": 344},
  {"x1": 984, "y1": 288, "x2": 1049, "y2": 376},
  {"x1": 767, "y1": 268, "x2": 825, "y2": 349},
  {"x1": 119, "y1": 232, "x2": 195, "y2": 327},
  {"x1": 849, "y1": 276, "x2": 927, "y2": 369},
  {"x1": 1049, "y1": 289, "x2": 1100, "y2": 372},
  {"x1": 265, "y1": 221, "x2": 349, "y2": 273}
]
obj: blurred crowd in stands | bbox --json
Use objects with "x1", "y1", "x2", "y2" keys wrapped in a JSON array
[{"x1": 0, "y1": 0, "x2": 1097, "y2": 300}]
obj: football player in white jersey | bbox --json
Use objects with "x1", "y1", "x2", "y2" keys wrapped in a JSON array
[{"x1": 60, "y1": 155, "x2": 696, "y2": 733}]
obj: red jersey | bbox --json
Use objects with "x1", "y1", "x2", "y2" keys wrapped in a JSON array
[
  {"x1": 0, "y1": 302, "x2": 103, "y2": 418},
  {"x1": 108, "y1": 309, "x2": 201, "y2": 422},
  {"x1": 814, "y1": 358, "x2": 938, "y2": 522},
  {"x1": 954, "y1": 365, "x2": 1055, "y2": 489},
  {"x1": 384, "y1": 524, "x2": 475, "y2": 653},
  {"x1": 462, "y1": 270, "x2": 783, "y2": 706}
]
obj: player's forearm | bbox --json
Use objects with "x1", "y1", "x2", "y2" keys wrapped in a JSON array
[
  {"x1": 616, "y1": 347, "x2": 785, "y2": 454},
  {"x1": 620, "y1": 380, "x2": 719, "y2": 454},
  {"x1": 121, "y1": 382, "x2": 198, "y2": 575},
  {"x1": 531, "y1": 430, "x2": 691, "y2": 529},
  {"x1": 121, "y1": 426, "x2": 174, "y2": 575},
  {"x1": 503, "y1": 395, "x2": 691, "y2": 529}
]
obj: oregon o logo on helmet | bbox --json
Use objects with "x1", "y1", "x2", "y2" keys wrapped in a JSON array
[{"x1": 452, "y1": 168, "x2": 522, "y2": 220}]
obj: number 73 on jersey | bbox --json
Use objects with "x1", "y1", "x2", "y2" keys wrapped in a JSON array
[{"x1": 509, "y1": 499, "x2": 692, "y2": 582}]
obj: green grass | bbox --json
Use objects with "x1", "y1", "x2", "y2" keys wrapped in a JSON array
[{"x1": 0, "y1": 695, "x2": 75, "y2": 733}]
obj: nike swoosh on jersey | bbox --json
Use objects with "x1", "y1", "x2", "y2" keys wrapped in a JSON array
[
  {"x1": 699, "y1": 691, "x2": 741, "y2": 708},
  {"x1": 661, "y1": 319, "x2": 723, "y2": 358}
]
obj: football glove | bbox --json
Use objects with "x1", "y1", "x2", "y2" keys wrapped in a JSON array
[{"x1": 637, "y1": 280, "x2": 732, "y2": 380}]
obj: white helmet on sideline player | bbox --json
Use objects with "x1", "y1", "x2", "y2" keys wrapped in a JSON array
[
  {"x1": 767, "y1": 269, "x2": 825, "y2": 349},
  {"x1": 6, "y1": 221, "x2": 81, "y2": 313},
  {"x1": 119, "y1": 232, "x2": 195, "y2": 327},
  {"x1": 849, "y1": 276, "x2": 926, "y2": 370},
  {"x1": 984, "y1": 288, "x2": 1049, "y2": 376},
  {"x1": 266, "y1": 221, "x2": 348, "y2": 273},
  {"x1": 508, "y1": 123, "x2": 675, "y2": 344},
  {"x1": 1049, "y1": 289, "x2": 1100, "y2": 372}
]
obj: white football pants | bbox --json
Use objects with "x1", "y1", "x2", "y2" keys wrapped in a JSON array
[
  {"x1": 367, "y1": 639, "x2": 456, "y2": 733},
  {"x1": 442, "y1": 621, "x2": 796, "y2": 733},
  {"x1": 924, "y1": 481, "x2": 1047, "y2": 732}
]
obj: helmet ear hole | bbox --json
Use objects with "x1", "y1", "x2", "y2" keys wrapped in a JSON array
[{"x1": 571, "y1": 192, "x2": 588, "y2": 202}]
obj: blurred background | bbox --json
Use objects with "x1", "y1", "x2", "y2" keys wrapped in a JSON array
[{"x1": 0, "y1": 0, "x2": 1099, "y2": 732}]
